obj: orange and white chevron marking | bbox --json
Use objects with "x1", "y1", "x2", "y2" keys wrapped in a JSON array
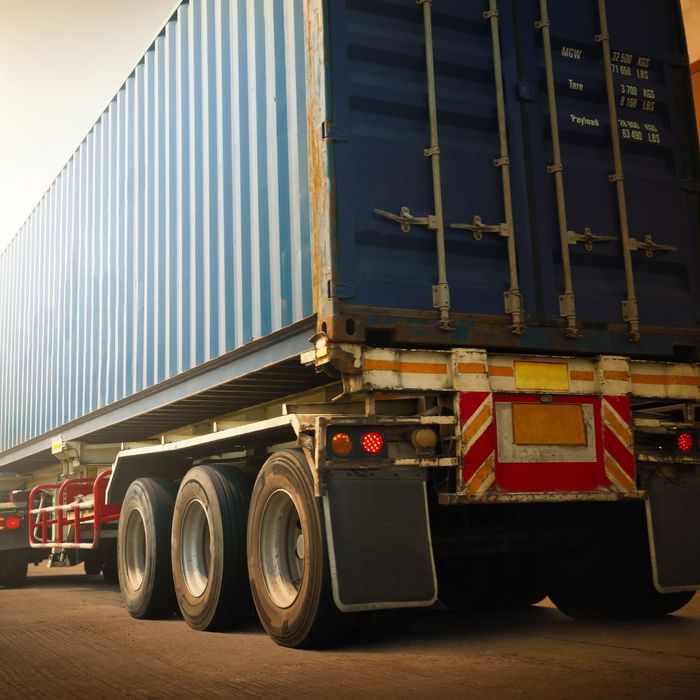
[
  {"x1": 602, "y1": 396, "x2": 636, "y2": 493},
  {"x1": 460, "y1": 392, "x2": 496, "y2": 496}
]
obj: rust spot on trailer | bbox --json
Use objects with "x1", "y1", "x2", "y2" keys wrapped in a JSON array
[
  {"x1": 305, "y1": 1, "x2": 332, "y2": 326},
  {"x1": 318, "y1": 313, "x2": 366, "y2": 343}
]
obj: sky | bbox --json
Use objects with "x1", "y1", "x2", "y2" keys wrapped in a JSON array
[
  {"x1": 0, "y1": 0, "x2": 181, "y2": 254},
  {"x1": 0, "y1": 0, "x2": 699, "y2": 256}
]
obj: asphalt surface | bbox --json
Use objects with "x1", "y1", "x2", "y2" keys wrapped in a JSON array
[{"x1": 0, "y1": 565, "x2": 698, "y2": 699}]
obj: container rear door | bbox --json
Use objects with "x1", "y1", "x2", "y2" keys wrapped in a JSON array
[
  {"x1": 325, "y1": 0, "x2": 700, "y2": 355},
  {"x1": 519, "y1": 0, "x2": 700, "y2": 333},
  {"x1": 326, "y1": 0, "x2": 534, "y2": 320}
]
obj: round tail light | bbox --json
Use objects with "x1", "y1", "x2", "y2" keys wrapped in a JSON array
[
  {"x1": 676, "y1": 432, "x2": 694, "y2": 453},
  {"x1": 330, "y1": 432, "x2": 353, "y2": 457},
  {"x1": 360, "y1": 431, "x2": 385, "y2": 455},
  {"x1": 5, "y1": 516, "x2": 21, "y2": 530}
]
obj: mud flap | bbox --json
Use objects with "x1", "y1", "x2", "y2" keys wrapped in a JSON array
[
  {"x1": 322, "y1": 469, "x2": 437, "y2": 612},
  {"x1": 645, "y1": 470, "x2": 700, "y2": 592}
]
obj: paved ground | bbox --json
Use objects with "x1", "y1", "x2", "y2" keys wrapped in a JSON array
[{"x1": 0, "y1": 565, "x2": 698, "y2": 699}]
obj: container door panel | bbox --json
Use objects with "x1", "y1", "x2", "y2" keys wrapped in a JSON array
[
  {"x1": 327, "y1": 0, "x2": 532, "y2": 319},
  {"x1": 519, "y1": 0, "x2": 700, "y2": 331},
  {"x1": 327, "y1": 0, "x2": 700, "y2": 347}
]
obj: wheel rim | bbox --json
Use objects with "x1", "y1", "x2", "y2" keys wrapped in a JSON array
[
  {"x1": 124, "y1": 508, "x2": 147, "y2": 591},
  {"x1": 259, "y1": 489, "x2": 305, "y2": 608},
  {"x1": 180, "y1": 499, "x2": 212, "y2": 598}
]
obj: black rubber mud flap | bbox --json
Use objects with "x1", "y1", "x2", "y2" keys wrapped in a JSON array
[
  {"x1": 646, "y1": 471, "x2": 700, "y2": 592},
  {"x1": 322, "y1": 469, "x2": 437, "y2": 612}
]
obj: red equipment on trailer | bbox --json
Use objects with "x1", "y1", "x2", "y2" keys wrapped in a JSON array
[{"x1": 28, "y1": 471, "x2": 121, "y2": 581}]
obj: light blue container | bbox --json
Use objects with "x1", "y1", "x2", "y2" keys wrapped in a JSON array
[
  {"x1": 2, "y1": 0, "x2": 699, "y2": 472},
  {"x1": 0, "y1": 0, "x2": 313, "y2": 460}
]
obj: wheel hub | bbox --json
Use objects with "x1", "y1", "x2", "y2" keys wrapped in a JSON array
[
  {"x1": 259, "y1": 489, "x2": 305, "y2": 608},
  {"x1": 180, "y1": 499, "x2": 212, "y2": 598},
  {"x1": 124, "y1": 508, "x2": 147, "y2": 591}
]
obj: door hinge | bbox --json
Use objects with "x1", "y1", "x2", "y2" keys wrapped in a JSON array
[
  {"x1": 321, "y1": 121, "x2": 348, "y2": 142},
  {"x1": 329, "y1": 282, "x2": 357, "y2": 300}
]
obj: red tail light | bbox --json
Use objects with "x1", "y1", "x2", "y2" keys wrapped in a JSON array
[
  {"x1": 0, "y1": 516, "x2": 21, "y2": 530},
  {"x1": 360, "y1": 431, "x2": 385, "y2": 455},
  {"x1": 676, "y1": 432, "x2": 694, "y2": 453}
]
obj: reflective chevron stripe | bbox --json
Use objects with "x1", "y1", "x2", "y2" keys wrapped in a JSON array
[
  {"x1": 602, "y1": 396, "x2": 635, "y2": 493},
  {"x1": 466, "y1": 453, "x2": 496, "y2": 496},
  {"x1": 460, "y1": 392, "x2": 497, "y2": 497}
]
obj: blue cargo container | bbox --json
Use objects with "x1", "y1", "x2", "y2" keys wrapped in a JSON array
[
  {"x1": 0, "y1": 0, "x2": 316, "y2": 464},
  {"x1": 321, "y1": 0, "x2": 700, "y2": 354},
  {"x1": 1, "y1": 0, "x2": 699, "y2": 467}
]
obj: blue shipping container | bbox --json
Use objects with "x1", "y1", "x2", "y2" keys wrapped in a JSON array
[
  {"x1": 0, "y1": 0, "x2": 313, "y2": 457},
  {"x1": 1, "y1": 0, "x2": 699, "y2": 466},
  {"x1": 322, "y1": 0, "x2": 700, "y2": 354}
]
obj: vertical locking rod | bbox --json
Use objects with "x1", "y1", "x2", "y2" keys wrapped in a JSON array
[
  {"x1": 484, "y1": 0, "x2": 524, "y2": 335},
  {"x1": 537, "y1": 0, "x2": 580, "y2": 338},
  {"x1": 596, "y1": 0, "x2": 640, "y2": 341},
  {"x1": 417, "y1": 0, "x2": 452, "y2": 331}
]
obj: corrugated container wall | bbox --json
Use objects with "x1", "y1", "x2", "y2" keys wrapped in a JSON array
[
  {"x1": 2, "y1": 0, "x2": 700, "y2": 464},
  {"x1": 0, "y1": 0, "x2": 313, "y2": 454}
]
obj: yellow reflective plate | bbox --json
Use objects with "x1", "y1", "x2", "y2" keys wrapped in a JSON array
[
  {"x1": 511, "y1": 403, "x2": 586, "y2": 446},
  {"x1": 514, "y1": 361, "x2": 569, "y2": 391}
]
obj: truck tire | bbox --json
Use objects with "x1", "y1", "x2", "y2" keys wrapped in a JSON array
[
  {"x1": 118, "y1": 478, "x2": 178, "y2": 619},
  {"x1": 550, "y1": 579, "x2": 695, "y2": 620},
  {"x1": 247, "y1": 450, "x2": 341, "y2": 648},
  {"x1": 481, "y1": 554, "x2": 547, "y2": 610},
  {"x1": 102, "y1": 555, "x2": 118, "y2": 584},
  {"x1": 640, "y1": 590, "x2": 695, "y2": 616},
  {"x1": 0, "y1": 550, "x2": 28, "y2": 588},
  {"x1": 100, "y1": 538, "x2": 118, "y2": 583},
  {"x1": 438, "y1": 554, "x2": 546, "y2": 612},
  {"x1": 549, "y1": 511, "x2": 696, "y2": 621},
  {"x1": 171, "y1": 465, "x2": 252, "y2": 631},
  {"x1": 83, "y1": 551, "x2": 102, "y2": 576},
  {"x1": 102, "y1": 560, "x2": 118, "y2": 585}
]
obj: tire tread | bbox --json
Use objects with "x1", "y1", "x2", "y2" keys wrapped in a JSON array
[{"x1": 118, "y1": 477, "x2": 177, "y2": 619}]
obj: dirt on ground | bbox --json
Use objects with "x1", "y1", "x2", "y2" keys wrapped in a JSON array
[{"x1": 0, "y1": 565, "x2": 698, "y2": 699}]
